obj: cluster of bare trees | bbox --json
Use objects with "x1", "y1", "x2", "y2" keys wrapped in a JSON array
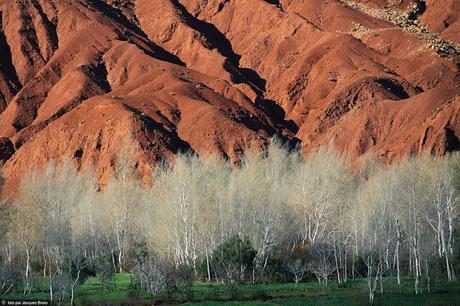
[{"x1": 0, "y1": 139, "x2": 459, "y2": 304}]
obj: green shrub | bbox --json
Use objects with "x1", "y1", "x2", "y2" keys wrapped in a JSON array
[{"x1": 97, "y1": 255, "x2": 115, "y2": 291}]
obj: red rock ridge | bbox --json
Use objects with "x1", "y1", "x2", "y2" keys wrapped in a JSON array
[{"x1": 0, "y1": 0, "x2": 458, "y2": 196}]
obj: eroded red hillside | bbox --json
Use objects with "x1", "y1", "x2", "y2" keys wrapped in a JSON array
[{"x1": 0, "y1": 0, "x2": 459, "y2": 196}]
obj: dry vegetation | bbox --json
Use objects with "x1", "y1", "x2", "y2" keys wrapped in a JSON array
[{"x1": 0, "y1": 138, "x2": 459, "y2": 305}]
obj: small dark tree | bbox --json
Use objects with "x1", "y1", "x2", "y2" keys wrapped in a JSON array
[
  {"x1": 0, "y1": 265, "x2": 22, "y2": 295},
  {"x1": 159, "y1": 262, "x2": 195, "y2": 303},
  {"x1": 52, "y1": 274, "x2": 72, "y2": 306},
  {"x1": 126, "y1": 240, "x2": 149, "y2": 299},
  {"x1": 261, "y1": 255, "x2": 291, "y2": 283},
  {"x1": 132, "y1": 257, "x2": 166, "y2": 299},
  {"x1": 163, "y1": 263, "x2": 180, "y2": 303},
  {"x1": 97, "y1": 255, "x2": 115, "y2": 291},
  {"x1": 286, "y1": 244, "x2": 309, "y2": 287},
  {"x1": 212, "y1": 236, "x2": 257, "y2": 299},
  {"x1": 176, "y1": 263, "x2": 195, "y2": 302}
]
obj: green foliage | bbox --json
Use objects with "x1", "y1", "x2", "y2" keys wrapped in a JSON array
[
  {"x1": 97, "y1": 255, "x2": 116, "y2": 291},
  {"x1": 212, "y1": 236, "x2": 257, "y2": 276},
  {"x1": 195, "y1": 257, "x2": 211, "y2": 281},
  {"x1": 125, "y1": 239, "x2": 149, "y2": 276},
  {"x1": 4, "y1": 274, "x2": 460, "y2": 305},
  {"x1": 259, "y1": 255, "x2": 291, "y2": 283},
  {"x1": 156, "y1": 262, "x2": 195, "y2": 302},
  {"x1": 176, "y1": 264, "x2": 195, "y2": 302},
  {"x1": 127, "y1": 276, "x2": 142, "y2": 299},
  {"x1": 212, "y1": 236, "x2": 257, "y2": 299},
  {"x1": 52, "y1": 274, "x2": 72, "y2": 304}
]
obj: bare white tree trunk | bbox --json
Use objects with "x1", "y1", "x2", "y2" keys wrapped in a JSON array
[
  {"x1": 333, "y1": 241, "x2": 341, "y2": 284},
  {"x1": 49, "y1": 267, "x2": 54, "y2": 303},
  {"x1": 394, "y1": 226, "x2": 401, "y2": 289},
  {"x1": 71, "y1": 270, "x2": 81, "y2": 306},
  {"x1": 24, "y1": 245, "x2": 31, "y2": 295}
]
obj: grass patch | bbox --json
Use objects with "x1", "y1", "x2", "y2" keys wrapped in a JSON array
[{"x1": 1, "y1": 275, "x2": 460, "y2": 305}]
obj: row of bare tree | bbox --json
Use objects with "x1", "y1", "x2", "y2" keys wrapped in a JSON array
[{"x1": 0, "y1": 139, "x2": 459, "y2": 304}]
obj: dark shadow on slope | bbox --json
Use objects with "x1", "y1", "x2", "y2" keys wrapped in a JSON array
[
  {"x1": 85, "y1": 57, "x2": 112, "y2": 92},
  {"x1": 30, "y1": 0, "x2": 59, "y2": 54},
  {"x1": 455, "y1": 62, "x2": 460, "y2": 85},
  {"x1": 122, "y1": 103, "x2": 193, "y2": 155},
  {"x1": 91, "y1": 0, "x2": 300, "y2": 149},
  {"x1": 445, "y1": 127, "x2": 460, "y2": 152},
  {"x1": 170, "y1": 0, "x2": 301, "y2": 141},
  {"x1": 264, "y1": 0, "x2": 284, "y2": 11},
  {"x1": 85, "y1": 0, "x2": 185, "y2": 66},
  {"x1": 408, "y1": 0, "x2": 427, "y2": 21},
  {"x1": 0, "y1": 13, "x2": 22, "y2": 91},
  {"x1": 255, "y1": 97, "x2": 299, "y2": 135},
  {"x1": 12, "y1": 60, "x2": 113, "y2": 150},
  {"x1": 190, "y1": 88, "x2": 271, "y2": 134},
  {"x1": 376, "y1": 78, "x2": 410, "y2": 99},
  {"x1": 170, "y1": 0, "x2": 267, "y2": 94}
]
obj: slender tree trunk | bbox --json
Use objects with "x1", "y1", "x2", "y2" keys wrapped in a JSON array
[
  {"x1": 7, "y1": 244, "x2": 12, "y2": 264},
  {"x1": 344, "y1": 247, "x2": 348, "y2": 282},
  {"x1": 333, "y1": 242, "x2": 341, "y2": 284},
  {"x1": 409, "y1": 250, "x2": 412, "y2": 273},
  {"x1": 352, "y1": 254, "x2": 355, "y2": 280},
  {"x1": 71, "y1": 270, "x2": 81, "y2": 305},
  {"x1": 43, "y1": 258, "x2": 47, "y2": 278},
  {"x1": 24, "y1": 246, "x2": 31, "y2": 295},
  {"x1": 119, "y1": 250, "x2": 123, "y2": 273},
  {"x1": 4, "y1": 284, "x2": 13, "y2": 295},
  {"x1": 439, "y1": 229, "x2": 453, "y2": 282},
  {"x1": 112, "y1": 253, "x2": 117, "y2": 274},
  {"x1": 49, "y1": 267, "x2": 53, "y2": 303},
  {"x1": 445, "y1": 250, "x2": 452, "y2": 282},
  {"x1": 395, "y1": 240, "x2": 401, "y2": 289},
  {"x1": 425, "y1": 259, "x2": 430, "y2": 293},
  {"x1": 367, "y1": 260, "x2": 374, "y2": 305},
  {"x1": 413, "y1": 246, "x2": 420, "y2": 294},
  {"x1": 205, "y1": 248, "x2": 211, "y2": 282}
]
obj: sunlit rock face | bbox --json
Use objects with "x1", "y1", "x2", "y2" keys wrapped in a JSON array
[{"x1": 0, "y1": 0, "x2": 459, "y2": 195}]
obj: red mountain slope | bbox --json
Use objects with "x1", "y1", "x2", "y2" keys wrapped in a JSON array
[{"x1": 0, "y1": 0, "x2": 459, "y2": 195}]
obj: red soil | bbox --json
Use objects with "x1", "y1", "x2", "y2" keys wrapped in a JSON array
[{"x1": 0, "y1": 0, "x2": 459, "y2": 196}]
